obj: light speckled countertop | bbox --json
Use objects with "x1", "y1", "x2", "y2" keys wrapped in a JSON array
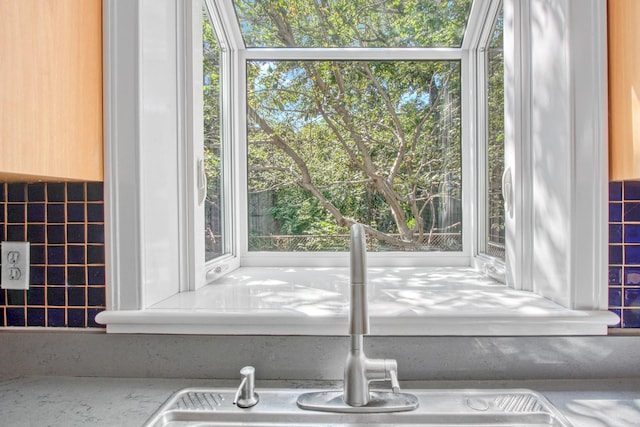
[{"x1": 0, "y1": 376, "x2": 638, "y2": 427}]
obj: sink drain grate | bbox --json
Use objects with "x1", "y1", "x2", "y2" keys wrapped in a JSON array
[
  {"x1": 172, "y1": 392, "x2": 225, "y2": 411},
  {"x1": 495, "y1": 393, "x2": 544, "y2": 413}
]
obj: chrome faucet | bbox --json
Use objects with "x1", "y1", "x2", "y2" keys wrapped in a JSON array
[
  {"x1": 344, "y1": 223, "x2": 401, "y2": 406},
  {"x1": 297, "y1": 223, "x2": 418, "y2": 412}
]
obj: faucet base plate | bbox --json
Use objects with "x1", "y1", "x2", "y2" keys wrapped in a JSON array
[{"x1": 297, "y1": 390, "x2": 419, "y2": 413}]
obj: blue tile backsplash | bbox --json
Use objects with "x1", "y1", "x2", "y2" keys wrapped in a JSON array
[
  {"x1": 0, "y1": 180, "x2": 637, "y2": 329},
  {"x1": 609, "y1": 181, "x2": 640, "y2": 328},
  {"x1": 0, "y1": 182, "x2": 105, "y2": 328}
]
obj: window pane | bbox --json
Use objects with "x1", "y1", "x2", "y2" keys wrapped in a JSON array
[
  {"x1": 203, "y1": 8, "x2": 225, "y2": 261},
  {"x1": 233, "y1": 0, "x2": 473, "y2": 48},
  {"x1": 247, "y1": 60, "x2": 462, "y2": 252},
  {"x1": 485, "y1": 6, "x2": 505, "y2": 260}
]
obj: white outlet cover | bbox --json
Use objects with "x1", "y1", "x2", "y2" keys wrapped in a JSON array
[{"x1": 1, "y1": 241, "x2": 30, "y2": 290}]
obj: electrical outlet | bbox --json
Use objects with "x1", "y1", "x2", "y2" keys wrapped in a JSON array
[{"x1": 1, "y1": 241, "x2": 30, "y2": 290}]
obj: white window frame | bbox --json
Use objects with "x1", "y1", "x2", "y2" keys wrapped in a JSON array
[
  {"x1": 469, "y1": 0, "x2": 506, "y2": 280},
  {"x1": 236, "y1": 50, "x2": 472, "y2": 269},
  {"x1": 99, "y1": 0, "x2": 614, "y2": 335}
]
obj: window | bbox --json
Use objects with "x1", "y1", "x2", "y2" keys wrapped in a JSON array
[
  {"x1": 204, "y1": 0, "x2": 475, "y2": 266},
  {"x1": 483, "y1": 5, "x2": 505, "y2": 260},
  {"x1": 246, "y1": 59, "x2": 463, "y2": 253},
  {"x1": 202, "y1": 7, "x2": 226, "y2": 262},
  {"x1": 99, "y1": 0, "x2": 613, "y2": 335},
  {"x1": 233, "y1": 0, "x2": 472, "y2": 48}
]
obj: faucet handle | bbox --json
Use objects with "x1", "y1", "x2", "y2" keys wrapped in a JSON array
[
  {"x1": 383, "y1": 359, "x2": 401, "y2": 393},
  {"x1": 389, "y1": 367, "x2": 400, "y2": 393},
  {"x1": 233, "y1": 366, "x2": 259, "y2": 408}
]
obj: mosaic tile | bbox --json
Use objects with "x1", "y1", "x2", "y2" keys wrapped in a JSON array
[
  {"x1": 0, "y1": 180, "x2": 107, "y2": 330},
  {"x1": 27, "y1": 224, "x2": 46, "y2": 243},
  {"x1": 67, "y1": 266, "x2": 86, "y2": 286},
  {"x1": 87, "y1": 224, "x2": 104, "y2": 243},
  {"x1": 8, "y1": 183, "x2": 26, "y2": 202},
  {"x1": 609, "y1": 266, "x2": 622, "y2": 285},
  {"x1": 27, "y1": 287, "x2": 45, "y2": 305},
  {"x1": 67, "y1": 224, "x2": 85, "y2": 244},
  {"x1": 6, "y1": 225, "x2": 25, "y2": 240},
  {"x1": 47, "y1": 183, "x2": 65, "y2": 202},
  {"x1": 625, "y1": 245, "x2": 640, "y2": 265},
  {"x1": 87, "y1": 203, "x2": 104, "y2": 222},
  {"x1": 625, "y1": 267, "x2": 640, "y2": 285},
  {"x1": 624, "y1": 202, "x2": 640, "y2": 221},
  {"x1": 67, "y1": 308, "x2": 86, "y2": 327},
  {"x1": 609, "y1": 288, "x2": 622, "y2": 307},
  {"x1": 27, "y1": 203, "x2": 45, "y2": 222},
  {"x1": 30, "y1": 265, "x2": 46, "y2": 285},
  {"x1": 7, "y1": 204, "x2": 25, "y2": 223},
  {"x1": 624, "y1": 181, "x2": 640, "y2": 200},
  {"x1": 27, "y1": 308, "x2": 46, "y2": 327},
  {"x1": 87, "y1": 182, "x2": 103, "y2": 201},
  {"x1": 624, "y1": 289, "x2": 640, "y2": 307},
  {"x1": 67, "y1": 287, "x2": 85, "y2": 306},
  {"x1": 609, "y1": 180, "x2": 640, "y2": 329},
  {"x1": 29, "y1": 244, "x2": 47, "y2": 264},
  {"x1": 29, "y1": 265, "x2": 45, "y2": 285},
  {"x1": 87, "y1": 245, "x2": 104, "y2": 264},
  {"x1": 67, "y1": 183, "x2": 85, "y2": 201},
  {"x1": 47, "y1": 225, "x2": 66, "y2": 244},
  {"x1": 610, "y1": 181, "x2": 623, "y2": 201},
  {"x1": 610, "y1": 245, "x2": 623, "y2": 265},
  {"x1": 47, "y1": 287, "x2": 66, "y2": 306},
  {"x1": 46, "y1": 204, "x2": 66, "y2": 223},
  {"x1": 88, "y1": 287, "x2": 104, "y2": 307},
  {"x1": 6, "y1": 308, "x2": 26, "y2": 326},
  {"x1": 88, "y1": 266, "x2": 105, "y2": 285},
  {"x1": 47, "y1": 308, "x2": 65, "y2": 327},
  {"x1": 67, "y1": 203, "x2": 85, "y2": 222},
  {"x1": 67, "y1": 246, "x2": 85, "y2": 265},
  {"x1": 622, "y1": 309, "x2": 640, "y2": 328},
  {"x1": 6, "y1": 290, "x2": 25, "y2": 306},
  {"x1": 624, "y1": 224, "x2": 640, "y2": 243},
  {"x1": 47, "y1": 246, "x2": 66, "y2": 265},
  {"x1": 47, "y1": 266, "x2": 66, "y2": 285},
  {"x1": 27, "y1": 183, "x2": 46, "y2": 202},
  {"x1": 610, "y1": 224, "x2": 623, "y2": 243}
]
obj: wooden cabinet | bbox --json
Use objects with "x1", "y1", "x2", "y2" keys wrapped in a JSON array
[
  {"x1": 609, "y1": 0, "x2": 640, "y2": 180},
  {"x1": 0, "y1": 0, "x2": 103, "y2": 182}
]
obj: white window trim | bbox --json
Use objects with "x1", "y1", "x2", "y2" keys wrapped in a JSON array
[{"x1": 98, "y1": 0, "x2": 616, "y2": 335}]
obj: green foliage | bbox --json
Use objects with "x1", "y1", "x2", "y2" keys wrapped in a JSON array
[
  {"x1": 234, "y1": 0, "x2": 472, "y2": 48},
  {"x1": 202, "y1": 12, "x2": 224, "y2": 259},
  {"x1": 487, "y1": 7, "x2": 505, "y2": 245},
  {"x1": 202, "y1": 0, "x2": 506, "y2": 252},
  {"x1": 246, "y1": 55, "x2": 463, "y2": 249}
]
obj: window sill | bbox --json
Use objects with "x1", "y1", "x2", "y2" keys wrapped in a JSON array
[{"x1": 96, "y1": 267, "x2": 618, "y2": 335}]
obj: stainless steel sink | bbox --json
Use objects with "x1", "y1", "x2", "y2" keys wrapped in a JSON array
[{"x1": 143, "y1": 388, "x2": 573, "y2": 426}]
